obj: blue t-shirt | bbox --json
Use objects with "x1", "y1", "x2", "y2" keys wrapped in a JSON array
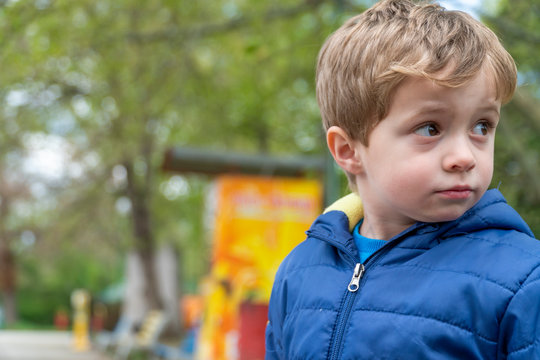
[{"x1": 353, "y1": 221, "x2": 387, "y2": 263}]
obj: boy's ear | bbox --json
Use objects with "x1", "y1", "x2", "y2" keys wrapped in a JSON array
[{"x1": 326, "y1": 126, "x2": 363, "y2": 174}]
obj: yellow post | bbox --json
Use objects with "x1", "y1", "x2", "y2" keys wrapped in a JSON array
[{"x1": 71, "y1": 289, "x2": 91, "y2": 351}]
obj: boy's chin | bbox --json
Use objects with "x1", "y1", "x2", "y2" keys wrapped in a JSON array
[
  {"x1": 420, "y1": 208, "x2": 472, "y2": 223},
  {"x1": 419, "y1": 194, "x2": 485, "y2": 223},
  {"x1": 415, "y1": 203, "x2": 478, "y2": 223}
]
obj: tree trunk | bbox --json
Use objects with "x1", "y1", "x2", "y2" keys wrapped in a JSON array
[
  {"x1": 0, "y1": 189, "x2": 17, "y2": 325},
  {"x1": 124, "y1": 160, "x2": 162, "y2": 310},
  {"x1": 2, "y1": 290, "x2": 17, "y2": 325},
  {"x1": 0, "y1": 240, "x2": 17, "y2": 325}
]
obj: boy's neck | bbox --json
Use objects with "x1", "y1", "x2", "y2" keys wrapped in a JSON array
[{"x1": 359, "y1": 213, "x2": 414, "y2": 241}]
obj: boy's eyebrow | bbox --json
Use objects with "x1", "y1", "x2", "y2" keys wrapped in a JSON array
[
  {"x1": 470, "y1": 104, "x2": 501, "y2": 119},
  {"x1": 405, "y1": 103, "x2": 456, "y2": 119},
  {"x1": 409, "y1": 102, "x2": 501, "y2": 118},
  {"x1": 477, "y1": 104, "x2": 501, "y2": 116}
]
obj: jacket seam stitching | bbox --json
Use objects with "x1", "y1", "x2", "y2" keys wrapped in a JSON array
[
  {"x1": 354, "y1": 307, "x2": 497, "y2": 343},
  {"x1": 378, "y1": 263, "x2": 516, "y2": 293},
  {"x1": 501, "y1": 267, "x2": 540, "y2": 355},
  {"x1": 393, "y1": 246, "x2": 430, "y2": 251},
  {"x1": 287, "y1": 306, "x2": 338, "y2": 313},
  {"x1": 465, "y1": 235, "x2": 540, "y2": 260},
  {"x1": 283, "y1": 307, "x2": 337, "y2": 324},
  {"x1": 308, "y1": 231, "x2": 358, "y2": 259},
  {"x1": 441, "y1": 197, "x2": 504, "y2": 234},
  {"x1": 506, "y1": 330, "x2": 540, "y2": 355},
  {"x1": 274, "y1": 263, "x2": 350, "y2": 286}
]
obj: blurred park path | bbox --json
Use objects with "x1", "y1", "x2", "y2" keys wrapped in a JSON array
[{"x1": 0, "y1": 330, "x2": 111, "y2": 360}]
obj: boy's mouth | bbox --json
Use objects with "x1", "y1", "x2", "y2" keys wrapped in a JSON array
[{"x1": 436, "y1": 186, "x2": 473, "y2": 199}]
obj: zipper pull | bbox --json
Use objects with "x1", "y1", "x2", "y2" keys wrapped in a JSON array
[{"x1": 348, "y1": 263, "x2": 365, "y2": 292}]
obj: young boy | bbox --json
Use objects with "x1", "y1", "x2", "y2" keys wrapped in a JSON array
[{"x1": 265, "y1": 1, "x2": 540, "y2": 359}]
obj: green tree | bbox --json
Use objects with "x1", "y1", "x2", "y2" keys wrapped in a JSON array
[
  {"x1": 1, "y1": 0, "x2": 361, "y2": 323},
  {"x1": 0, "y1": 2, "x2": 53, "y2": 325},
  {"x1": 484, "y1": 0, "x2": 540, "y2": 234}
]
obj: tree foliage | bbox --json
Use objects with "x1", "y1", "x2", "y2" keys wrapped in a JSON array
[
  {"x1": 0, "y1": 0, "x2": 361, "y2": 324},
  {"x1": 484, "y1": 0, "x2": 540, "y2": 234}
]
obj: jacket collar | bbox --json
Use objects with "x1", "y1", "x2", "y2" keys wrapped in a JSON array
[
  {"x1": 323, "y1": 192, "x2": 363, "y2": 232},
  {"x1": 441, "y1": 188, "x2": 534, "y2": 238},
  {"x1": 311, "y1": 189, "x2": 534, "y2": 256}
]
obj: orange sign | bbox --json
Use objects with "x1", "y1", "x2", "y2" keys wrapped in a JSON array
[{"x1": 198, "y1": 175, "x2": 322, "y2": 360}]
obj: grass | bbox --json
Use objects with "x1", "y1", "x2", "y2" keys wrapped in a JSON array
[{"x1": 3, "y1": 319, "x2": 57, "y2": 331}]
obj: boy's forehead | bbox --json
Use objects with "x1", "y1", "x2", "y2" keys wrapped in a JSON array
[
  {"x1": 387, "y1": 70, "x2": 501, "y2": 116},
  {"x1": 392, "y1": 62, "x2": 501, "y2": 100}
]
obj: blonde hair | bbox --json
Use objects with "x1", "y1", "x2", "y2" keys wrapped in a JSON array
[{"x1": 316, "y1": 0, "x2": 517, "y2": 145}]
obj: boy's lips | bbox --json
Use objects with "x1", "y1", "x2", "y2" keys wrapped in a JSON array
[{"x1": 436, "y1": 186, "x2": 473, "y2": 199}]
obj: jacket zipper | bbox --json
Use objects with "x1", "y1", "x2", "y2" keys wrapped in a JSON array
[
  {"x1": 347, "y1": 263, "x2": 364, "y2": 292},
  {"x1": 319, "y1": 230, "x2": 408, "y2": 360},
  {"x1": 328, "y1": 263, "x2": 364, "y2": 360},
  {"x1": 309, "y1": 224, "x2": 422, "y2": 360}
]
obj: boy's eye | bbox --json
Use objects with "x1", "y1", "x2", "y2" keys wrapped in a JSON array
[
  {"x1": 472, "y1": 122, "x2": 489, "y2": 136},
  {"x1": 414, "y1": 123, "x2": 439, "y2": 137}
]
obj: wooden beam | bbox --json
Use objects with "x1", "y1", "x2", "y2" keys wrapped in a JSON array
[{"x1": 162, "y1": 147, "x2": 326, "y2": 178}]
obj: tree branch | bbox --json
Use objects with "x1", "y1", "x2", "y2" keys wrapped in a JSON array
[
  {"x1": 512, "y1": 88, "x2": 540, "y2": 134},
  {"x1": 125, "y1": 0, "x2": 326, "y2": 44}
]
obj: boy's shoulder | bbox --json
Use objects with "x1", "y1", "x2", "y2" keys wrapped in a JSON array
[
  {"x1": 448, "y1": 188, "x2": 538, "y2": 253},
  {"x1": 400, "y1": 189, "x2": 540, "y2": 292},
  {"x1": 276, "y1": 189, "x2": 540, "y2": 283},
  {"x1": 273, "y1": 200, "x2": 360, "y2": 282},
  {"x1": 453, "y1": 189, "x2": 535, "y2": 236}
]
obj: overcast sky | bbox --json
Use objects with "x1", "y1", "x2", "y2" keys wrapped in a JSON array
[{"x1": 439, "y1": 0, "x2": 482, "y2": 18}]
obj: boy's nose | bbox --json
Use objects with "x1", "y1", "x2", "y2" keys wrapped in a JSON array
[{"x1": 442, "y1": 141, "x2": 476, "y2": 172}]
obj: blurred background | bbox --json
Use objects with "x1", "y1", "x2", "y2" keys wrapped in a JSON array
[{"x1": 0, "y1": 0, "x2": 539, "y2": 359}]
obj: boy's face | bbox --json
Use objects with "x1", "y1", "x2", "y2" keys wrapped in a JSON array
[{"x1": 354, "y1": 69, "x2": 501, "y2": 237}]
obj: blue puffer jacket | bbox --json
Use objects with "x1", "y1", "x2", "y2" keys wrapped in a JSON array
[{"x1": 265, "y1": 189, "x2": 540, "y2": 360}]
